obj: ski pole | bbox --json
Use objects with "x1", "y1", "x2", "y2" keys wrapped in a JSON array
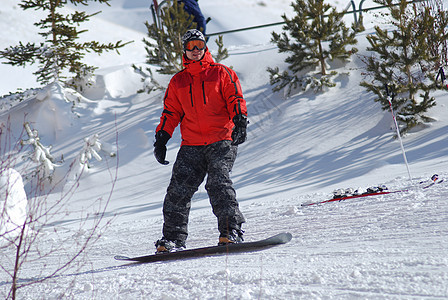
[{"x1": 385, "y1": 85, "x2": 412, "y2": 181}]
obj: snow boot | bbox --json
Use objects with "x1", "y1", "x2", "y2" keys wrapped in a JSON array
[
  {"x1": 155, "y1": 238, "x2": 186, "y2": 253},
  {"x1": 218, "y1": 228, "x2": 244, "y2": 245}
]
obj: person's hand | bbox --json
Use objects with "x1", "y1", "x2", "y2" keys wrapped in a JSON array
[
  {"x1": 231, "y1": 114, "x2": 248, "y2": 146},
  {"x1": 154, "y1": 130, "x2": 171, "y2": 165}
]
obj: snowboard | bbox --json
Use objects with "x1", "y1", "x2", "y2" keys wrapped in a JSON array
[{"x1": 114, "y1": 232, "x2": 292, "y2": 263}]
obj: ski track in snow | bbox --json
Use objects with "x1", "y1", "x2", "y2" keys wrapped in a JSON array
[{"x1": 3, "y1": 178, "x2": 447, "y2": 299}]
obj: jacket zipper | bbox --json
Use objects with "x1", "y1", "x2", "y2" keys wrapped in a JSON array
[
  {"x1": 202, "y1": 81, "x2": 206, "y2": 104},
  {"x1": 189, "y1": 84, "x2": 193, "y2": 107}
]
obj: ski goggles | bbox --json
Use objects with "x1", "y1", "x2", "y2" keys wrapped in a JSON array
[{"x1": 184, "y1": 40, "x2": 206, "y2": 51}]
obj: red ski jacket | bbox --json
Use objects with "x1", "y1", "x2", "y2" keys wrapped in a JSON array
[{"x1": 156, "y1": 49, "x2": 247, "y2": 146}]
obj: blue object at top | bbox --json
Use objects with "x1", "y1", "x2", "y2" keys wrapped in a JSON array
[{"x1": 179, "y1": 0, "x2": 206, "y2": 35}]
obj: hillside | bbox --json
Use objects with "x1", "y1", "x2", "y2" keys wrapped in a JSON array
[{"x1": 1, "y1": 0, "x2": 447, "y2": 299}]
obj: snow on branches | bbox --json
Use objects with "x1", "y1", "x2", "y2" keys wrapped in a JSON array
[
  {"x1": 21, "y1": 122, "x2": 114, "y2": 180},
  {"x1": 71, "y1": 133, "x2": 116, "y2": 178},
  {"x1": 79, "y1": 134, "x2": 102, "y2": 167},
  {"x1": 21, "y1": 122, "x2": 58, "y2": 178}
]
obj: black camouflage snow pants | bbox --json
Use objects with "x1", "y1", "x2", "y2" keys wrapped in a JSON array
[{"x1": 162, "y1": 140, "x2": 245, "y2": 243}]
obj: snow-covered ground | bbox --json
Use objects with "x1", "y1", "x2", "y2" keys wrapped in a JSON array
[{"x1": 1, "y1": 0, "x2": 447, "y2": 299}]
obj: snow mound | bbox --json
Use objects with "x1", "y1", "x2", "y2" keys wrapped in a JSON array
[{"x1": 0, "y1": 168, "x2": 27, "y2": 243}]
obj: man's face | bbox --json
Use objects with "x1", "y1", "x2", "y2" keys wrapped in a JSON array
[
  {"x1": 186, "y1": 48, "x2": 205, "y2": 61},
  {"x1": 184, "y1": 39, "x2": 206, "y2": 61}
]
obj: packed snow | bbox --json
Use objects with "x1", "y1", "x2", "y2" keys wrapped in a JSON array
[
  {"x1": 1, "y1": 0, "x2": 447, "y2": 299},
  {"x1": 0, "y1": 169, "x2": 27, "y2": 244}
]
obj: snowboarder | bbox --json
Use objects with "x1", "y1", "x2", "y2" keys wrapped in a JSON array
[
  {"x1": 153, "y1": 29, "x2": 248, "y2": 253},
  {"x1": 178, "y1": 0, "x2": 207, "y2": 35}
]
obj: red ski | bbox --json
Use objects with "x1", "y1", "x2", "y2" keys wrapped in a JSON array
[
  {"x1": 301, "y1": 174, "x2": 443, "y2": 207},
  {"x1": 301, "y1": 190, "x2": 397, "y2": 207}
]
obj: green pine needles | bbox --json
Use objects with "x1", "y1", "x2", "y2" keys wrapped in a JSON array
[
  {"x1": 0, "y1": 0, "x2": 129, "y2": 91},
  {"x1": 360, "y1": 0, "x2": 448, "y2": 136},
  {"x1": 141, "y1": 0, "x2": 228, "y2": 76},
  {"x1": 136, "y1": 0, "x2": 228, "y2": 93},
  {"x1": 142, "y1": 0, "x2": 193, "y2": 75},
  {"x1": 268, "y1": 0, "x2": 362, "y2": 97}
]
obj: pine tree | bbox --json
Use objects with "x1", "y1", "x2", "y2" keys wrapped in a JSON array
[
  {"x1": 419, "y1": 0, "x2": 448, "y2": 71},
  {"x1": 0, "y1": 0, "x2": 129, "y2": 91},
  {"x1": 360, "y1": 0, "x2": 448, "y2": 135},
  {"x1": 140, "y1": 0, "x2": 228, "y2": 77},
  {"x1": 142, "y1": 0, "x2": 193, "y2": 75},
  {"x1": 267, "y1": 0, "x2": 362, "y2": 96}
]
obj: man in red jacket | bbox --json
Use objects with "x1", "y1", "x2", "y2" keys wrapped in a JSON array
[{"x1": 153, "y1": 29, "x2": 248, "y2": 253}]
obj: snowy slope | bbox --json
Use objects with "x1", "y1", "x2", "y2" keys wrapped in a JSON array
[{"x1": 1, "y1": 0, "x2": 448, "y2": 299}]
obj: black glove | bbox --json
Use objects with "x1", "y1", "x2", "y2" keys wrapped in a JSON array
[
  {"x1": 231, "y1": 114, "x2": 248, "y2": 146},
  {"x1": 154, "y1": 130, "x2": 171, "y2": 165}
]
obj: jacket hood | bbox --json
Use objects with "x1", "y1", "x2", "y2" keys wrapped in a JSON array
[{"x1": 182, "y1": 48, "x2": 214, "y2": 75}]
